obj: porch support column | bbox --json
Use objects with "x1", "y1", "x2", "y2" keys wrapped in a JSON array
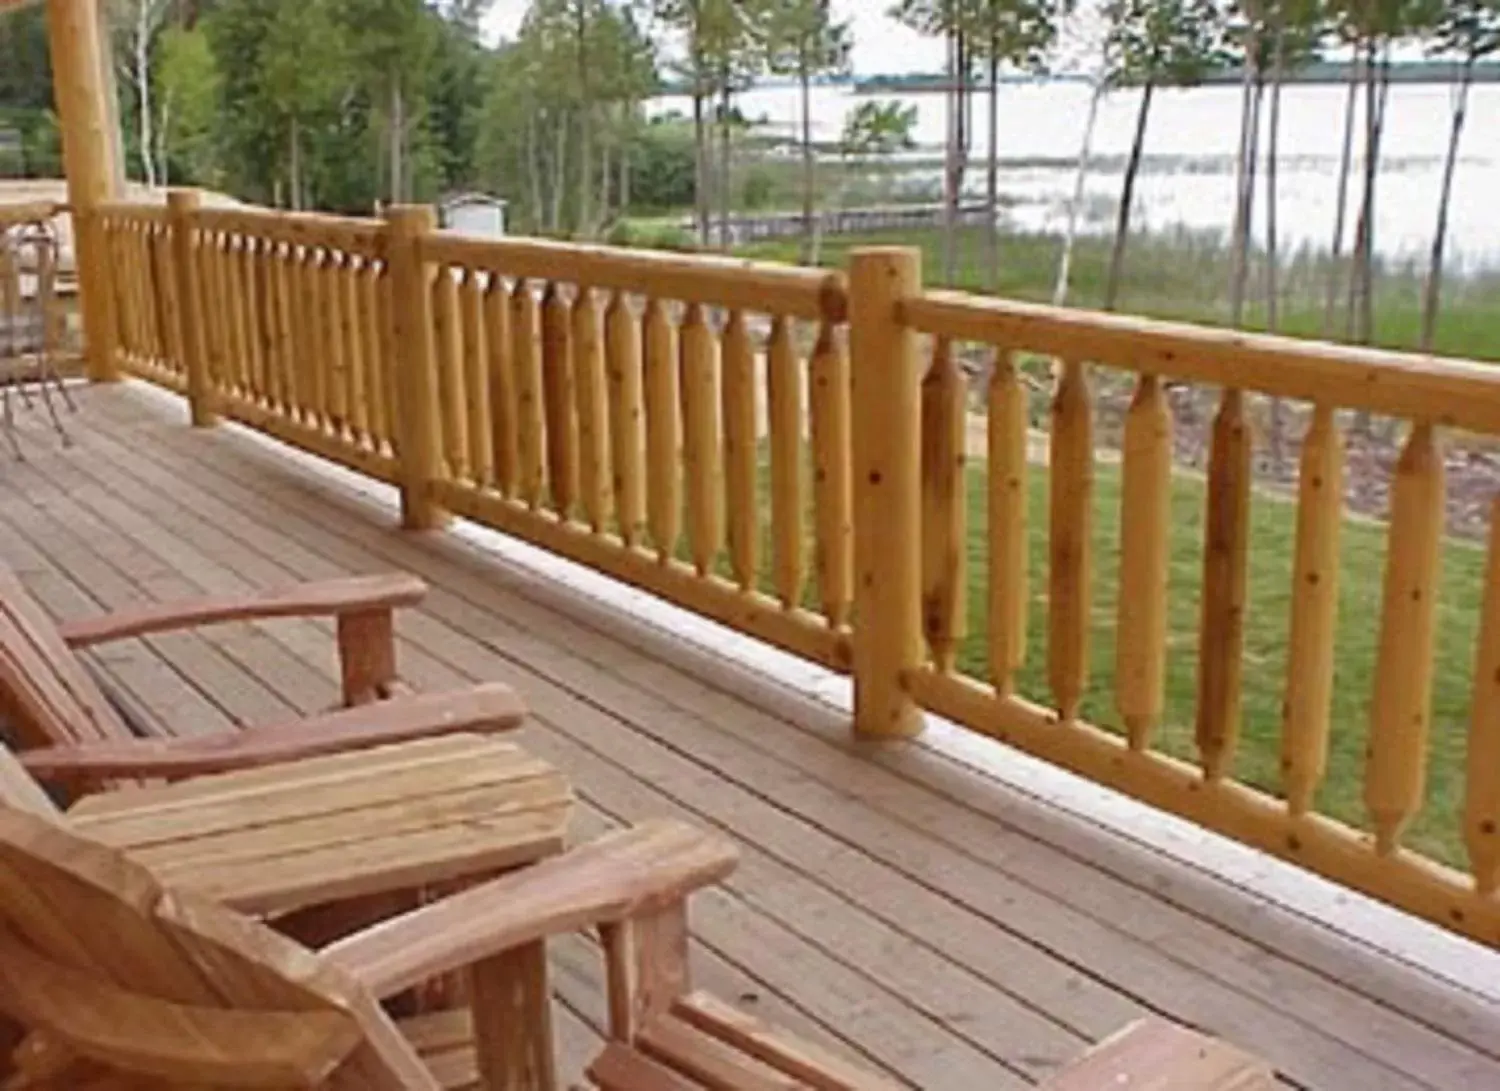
[{"x1": 47, "y1": 0, "x2": 123, "y2": 381}]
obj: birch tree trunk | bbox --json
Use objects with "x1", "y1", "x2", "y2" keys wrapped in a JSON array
[
  {"x1": 1054, "y1": 79, "x2": 1105, "y2": 307},
  {"x1": 134, "y1": 0, "x2": 157, "y2": 187}
]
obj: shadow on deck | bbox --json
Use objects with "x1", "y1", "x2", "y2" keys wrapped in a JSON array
[{"x1": 3, "y1": 381, "x2": 1500, "y2": 1089}]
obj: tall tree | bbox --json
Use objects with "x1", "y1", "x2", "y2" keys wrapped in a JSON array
[
  {"x1": 765, "y1": 0, "x2": 852, "y2": 264},
  {"x1": 1053, "y1": 4, "x2": 1114, "y2": 306},
  {"x1": 1422, "y1": 0, "x2": 1500, "y2": 351},
  {"x1": 155, "y1": 23, "x2": 222, "y2": 186},
  {"x1": 964, "y1": 0, "x2": 1074, "y2": 290},
  {"x1": 1331, "y1": 0, "x2": 1430, "y2": 346},
  {"x1": 259, "y1": 0, "x2": 346, "y2": 208},
  {"x1": 426, "y1": 11, "x2": 489, "y2": 198},
  {"x1": 338, "y1": 0, "x2": 438, "y2": 203},
  {"x1": 647, "y1": 0, "x2": 723, "y2": 246},
  {"x1": 704, "y1": 0, "x2": 766, "y2": 249},
  {"x1": 1258, "y1": 0, "x2": 1324, "y2": 470},
  {"x1": 891, "y1": 0, "x2": 974, "y2": 283},
  {"x1": 112, "y1": 0, "x2": 173, "y2": 186},
  {"x1": 1100, "y1": 0, "x2": 1224, "y2": 311},
  {"x1": 1225, "y1": 0, "x2": 1265, "y2": 327},
  {"x1": 479, "y1": 1, "x2": 656, "y2": 234},
  {"x1": 1321, "y1": 40, "x2": 1361, "y2": 335}
]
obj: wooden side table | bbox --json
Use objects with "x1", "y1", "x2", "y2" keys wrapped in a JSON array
[
  {"x1": 68, "y1": 733, "x2": 576, "y2": 1089},
  {"x1": 70, "y1": 733, "x2": 573, "y2": 916}
]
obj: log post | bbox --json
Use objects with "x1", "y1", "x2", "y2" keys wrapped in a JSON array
[
  {"x1": 168, "y1": 189, "x2": 215, "y2": 426},
  {"x1": 849, "y1": 248, "x2": 924, "y2": 739},
  {"x1": 385, "y1": 205, "x2": 448, "y2": 531},
  {"x1": 46, "y1": 0, "x2": 123, "y2": 382}
]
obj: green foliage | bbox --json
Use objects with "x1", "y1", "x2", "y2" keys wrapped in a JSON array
[
  {"x1": 1102, "y1": 0, "x2": 1229, "y2": 89},
  {"x1": 156, "y1": 25, "x2": 222, "y2": 186},
  {"x1": 624, "y1": 117, "x2": 699, "y2": 211},
  {"x1": 474, "y1": 0, "x2": 657, "y2": 232},
  {"x1": 840, "y1": 100, "x2": 919, "y2": 158},
  {"x1": 1430, "y1": 0, "x2": 1500, "y2": 61},
  {"x1": 763, "y1": 0, "x2": 852, "y2": 82},
  {"x1": 965, "y1": 0, "x2": 1078, "y2": 73},
  {"x1": 426, "y1": 16, "x2": 489, "y2": 194},
  {"x1": 0, "y1": 8, "x2": 51, "y2": 112}
]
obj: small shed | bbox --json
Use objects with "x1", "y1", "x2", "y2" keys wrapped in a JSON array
[{"x1": 439, "y1": 192, "x2": 507, "y2": 238}]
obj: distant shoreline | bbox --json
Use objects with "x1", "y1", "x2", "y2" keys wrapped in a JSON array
[
  {"x1": 852, "y1": 61, "x2": 1500, "y2": 93},
  {"x1": 656, "y1": 63, "x2": 1500, "y2": 98}
]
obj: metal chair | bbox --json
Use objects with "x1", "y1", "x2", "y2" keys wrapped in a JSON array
[{"x1": 0, "y1": 210, "x2": 76, "y2": 457}]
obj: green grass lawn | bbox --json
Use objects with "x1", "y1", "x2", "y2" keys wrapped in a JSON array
[{"x1": 945, "y1": 458, "x2": 1483, "y2": 869}]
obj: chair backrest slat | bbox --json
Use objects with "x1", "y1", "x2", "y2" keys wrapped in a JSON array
[
  {"x1": 0, "y1": 807, "x2": 425, "y2": 1088},
  {"x1": 0, "y1": 565, "x2": 127, "y2": 748}
]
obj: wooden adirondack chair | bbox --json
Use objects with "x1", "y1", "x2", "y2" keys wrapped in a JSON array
[
  {"x1": 0, "y1": 563, "x2": 528, "y2": 793},
  {"x1": 0, "y1": 803, "x2": 1276, "y2": 1090},
  {"x1": 0, "y1": 683, "x2": 528, "y2": 803},
  {"x1": 0, "y1": 808, "x2": 755, "y2": 1089}
]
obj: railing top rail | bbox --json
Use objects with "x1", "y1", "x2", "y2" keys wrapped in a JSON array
[
  {"x1": 422, "y1": 230, "x2": 849, "y2": 324},
  {"x1": 97, "y1": 200, "x2": 168, "y2": 225},
  {"x1": 904, "y1": 290, "x2": 1500, "y2": 436},
  {"x1": 192, "y1": 206, "x2": 385, "y2": 259}
]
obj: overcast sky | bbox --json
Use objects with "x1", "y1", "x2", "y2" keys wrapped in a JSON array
[{"x1": 481, "y1": 1, "x2": 947, "y2": 76}]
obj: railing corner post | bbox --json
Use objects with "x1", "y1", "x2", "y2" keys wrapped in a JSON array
[
  {"x1": 168, "y1": 188, "x2": 215, "y2": 427},
  {"x1": 385, "y1": 204, "x2": 450, "y2": 532},
  {"x1": 848, "y1": 247, "x2": 925, "y2": 740},
  {"x1": 76, "y1": 205, "x2": 120, "y2": 384}
]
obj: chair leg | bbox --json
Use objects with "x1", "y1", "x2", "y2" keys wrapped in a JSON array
[
  {"x1": 336, "y1": 608, "x2": 398, "y2": 706},
  {"x1": 470, "y1": 938, "x2": 558, "y2": 1091},
  {"x1": 599, "y1": 903, "x2": 691, "y2": 1044}
]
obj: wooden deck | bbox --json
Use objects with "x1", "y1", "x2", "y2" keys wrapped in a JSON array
[{"x1": 5, "y1": 382, "x2": 1500, "y2": 1089}]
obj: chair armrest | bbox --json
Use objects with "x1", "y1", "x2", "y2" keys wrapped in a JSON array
[
  {"x1": 55, "y1": 575, "x2": 428, "y2": 647},
  {"x1": 324, "y1": 821, "x2": 738, "y2": 998},
  {"x1": 21, "y1": 685, "x2": 526, "y2": 785}
]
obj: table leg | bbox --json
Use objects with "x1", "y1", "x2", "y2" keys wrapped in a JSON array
[{"x1": 470, "y1": 938, "x2": 558, "y2": 1091}]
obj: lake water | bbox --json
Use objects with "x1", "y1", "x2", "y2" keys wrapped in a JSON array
[{"x1": 651, "y1": 81, "x2": 1500, "y2": 270}]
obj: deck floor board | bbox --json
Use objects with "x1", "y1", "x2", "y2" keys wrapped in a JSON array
[{"x1": 4, "y1": 383, "x2": 1500, "y2": 1089}]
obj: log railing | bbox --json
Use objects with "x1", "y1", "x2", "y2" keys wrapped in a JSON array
[
  {"x1": 104, "y1": 198, "x2": 399, "y2": 483},
  {"x1": 98, "y1": 203, "x2": 179, "y2": 391},
  {"x1": 95, "y1": 197, "x2": 1500, "y2": 949},
  {"x1": 411, "y1": 225, "x2": 854, "y2": 670},
  {"x1": 897, "y1": 279, "x2": 1500, "y2": 949}
]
